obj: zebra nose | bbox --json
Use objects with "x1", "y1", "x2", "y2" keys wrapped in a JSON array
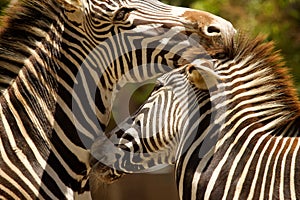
[
  {"x1": 205, "y1": 25, "x2": 221, "y2": 35},
  {"x1": 204, "y1": 16, "x2": 236, "y2": 38},
  {"x1": 182, "y1": 10, "x2": 236, "y2": 38}
]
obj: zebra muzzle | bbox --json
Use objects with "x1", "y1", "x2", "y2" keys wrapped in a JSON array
[{"x1": 89, "y1": 154, "x2": 125, "y2": 184}]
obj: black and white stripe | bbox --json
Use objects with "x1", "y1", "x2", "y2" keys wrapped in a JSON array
[
  {"x1": 0, "y1": 0, "x2": 235, "y2": 199},
  {"x1": 93, "y1": 34, "x2": 300, "y2": 200}
]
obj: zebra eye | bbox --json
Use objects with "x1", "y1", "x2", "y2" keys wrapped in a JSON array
[{"x1": 114, "y1": 7, "x2": 136, "y2": 21}]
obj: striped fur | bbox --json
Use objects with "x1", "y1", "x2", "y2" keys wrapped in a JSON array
[
  {"x1": 178, "y1": 34, "x2": 300, "y2": 200},
  {"x1": 0, "y1": 0, "x2": 235, "y2": 199},
  {"x1": 93, "y1": 34, "x2": 300, "y2": 200}
]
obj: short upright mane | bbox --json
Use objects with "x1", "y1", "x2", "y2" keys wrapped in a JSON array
[
  {"x1": 186, "y1": 33, "x2": 300, "y2": 119},
  {"x1": 229, "y1": 34, "x2": 300, "y2": 116},
  {"x1": 0, "y1": 0, "x2": 62, "y2": 93}
]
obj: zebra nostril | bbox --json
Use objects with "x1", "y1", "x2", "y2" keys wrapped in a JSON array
[
  {"x1": 204, "y1": 25, "x2": 222, "y2": 36},
  {"x1": 207, "y1": 26, "x2": 221, "y2": 34}
]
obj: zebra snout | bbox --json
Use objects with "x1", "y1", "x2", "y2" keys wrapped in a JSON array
[
  {"x1": 90, "y1": 135, "x2": 120, "y2": 167},
  {"x1": 182, "y1": 10, "x2": 236, "y2": 38},
  {"x1": 89, "y1": 159, "x2": 124, "y2": 184},
  {"x1": 89, "y1": 134, "x2": 128, "y2": 184},
  {"x1": 205, "y1": 25, "x2": 221, "y2": 35}
]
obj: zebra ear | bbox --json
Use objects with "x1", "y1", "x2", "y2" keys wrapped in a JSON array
[
  {"x1": 186, "y1": 64, "x2": 218, "y2": 90},
  {"x1": 186, "y1": 64, "x2": 208, "y2": 90}
]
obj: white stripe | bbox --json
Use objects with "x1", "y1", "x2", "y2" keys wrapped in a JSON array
[
  {"x1": 0, "y1": 104, "x2": 39, "y2": 199},
  {"x1": 217, "y1": 56, "x2": 252, "y2": 74},
  {"x1": 290, "y1": 137, "x2": 299, "y2": 200},
  {"x1": 216, "y1": 109, "x2": 282, "y2": 151},
  {"x1": 24, "y1": 56, "x2": 92, "y2": 169},
  {"x1": 191, "y1": 149, "x2": 215, "y2": 200},
  {"x1": 204, "y1": 117, "x2": 284, "y2": 199},
  {"x1": 0, "y1": 168, "x2": 29, "y2": 199},
  {"x1": 268, "y1": 137, "x2": 287, "y2": 200},
  {"x1": 280, "y1": 137, "x2": 294, "y2": 200},
  {"x1": 3, "y1": 88, "x2": 63, "y2": 199},
  {"x1": 259, "y1": 136, "x2": 281, "y2": 199},
  {"x1": 229, "y1": 132, "x2": 270, "y2": 200},
  {"x1": 246, "y1": 135, "x2": 275, "y2": 200}
]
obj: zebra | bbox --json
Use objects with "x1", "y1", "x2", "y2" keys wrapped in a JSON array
[
  {"x1": 91, "y1": 34, "x2": 300, "y2": 200},
  {"x1": 0, "y1": 0, "x2": 236, "y2": 199}
]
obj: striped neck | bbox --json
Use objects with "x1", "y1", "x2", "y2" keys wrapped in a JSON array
[
  {"x1": 187, "y1": 35, "x2": 300, "y2": 134},
  {"x1": 216, "y1": 35, "x2": 300, "y2": 133},
  {"x1": 0, "y1": 0, "x2": 66, "y2": 94},
  {"x1": 177, "y1": 35, "x2": 300, "y2": 200},
  {"x1": 0, "y1": 1, "x2": 91, "y2": 196}
]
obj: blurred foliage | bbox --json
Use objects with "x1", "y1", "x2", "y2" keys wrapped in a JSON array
[
  {"x1": 0, "y1": 0, "x2": 10, "y2": 15},
  {"x1": 163, "y1": 0, "x2": 300, "y2": 91}
]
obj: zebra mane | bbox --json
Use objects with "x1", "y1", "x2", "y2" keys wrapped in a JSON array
[
  {"x1": 185, "y1": 33, "x2": 300, "y2": 120},
  {"x1": 231, "y1": 34, "x2": 300, "y2": 116},
  {"x1": 0, "y1": 0, "x2": 63, "y2": 93}
]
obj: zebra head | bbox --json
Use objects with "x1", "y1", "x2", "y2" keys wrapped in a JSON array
[
  {"x1": 63, "y1": 0, "x2": 237, "y2": 129},
  {"x1": 64, "y1": 0, "x2": 236, "y2": 73},
  {"x1": 64, "y1": 0, "x2": 237, "y2": 183},
  {"x1": 90, "y1": 60, "x2": 219, "y2": 183}
]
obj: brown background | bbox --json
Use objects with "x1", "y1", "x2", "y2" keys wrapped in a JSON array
[{"x1": 91, "y1": 170, "x2": 180, "y2": 200}]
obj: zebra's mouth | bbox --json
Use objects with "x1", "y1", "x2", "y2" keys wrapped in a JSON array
[{"x1": 89, "y1": 155, "x2": 125, "y2": 184}]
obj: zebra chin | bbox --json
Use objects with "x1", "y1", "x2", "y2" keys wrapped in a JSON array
[{"x1": 89, "y1": 155, "x2": 125, "y2": 184}]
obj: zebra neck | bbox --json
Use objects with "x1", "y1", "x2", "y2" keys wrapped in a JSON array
[
  {"x1": 0, "y1": 1, "x2": 92, "y2": 195},
  {"x1": 176, "y1": 90, "x2": 212, "y2": 159},
  {"x1": 1, "y1": 0, "x2": 91, "y2": 169},
  {"x1": 0, "y1": 0, "x2": 102, "y2": 143},
  {"x1": 210, "y1": 80, "x2": 300, "y2": 142},
  {"x1": 212, "y1": 36, "x2": 300, "y2": 136},
  {"x1": 0, "y1": 0, "x2": 68, "y2": 147},
  {"x1": 0, "y1": 0, "x2": 66, "y2": 94}
]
